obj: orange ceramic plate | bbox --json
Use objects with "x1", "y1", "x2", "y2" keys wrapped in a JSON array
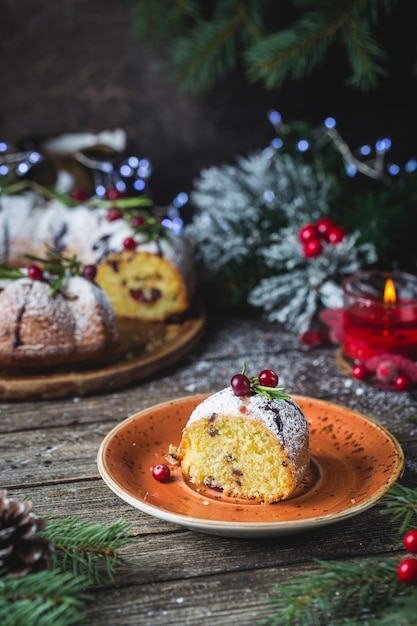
[{"x1": 97, "y1": 395, "x2": 405, "y2": 537}]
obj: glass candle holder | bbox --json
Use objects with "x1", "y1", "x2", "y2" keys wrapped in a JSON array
[{"x1": 342, "y1": 271, "x2": 417, "y2": 362}]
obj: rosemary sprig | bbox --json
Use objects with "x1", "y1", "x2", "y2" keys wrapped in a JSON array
[
  {"x1": 0, "y1": 265, "x2": 25, "y2": 280},
  {"x1": 24, "y1": 249, "x2": 83, "y2": 297},
  {"x1": 241, "y1": 361, "x2": 292, "y2": 401}
]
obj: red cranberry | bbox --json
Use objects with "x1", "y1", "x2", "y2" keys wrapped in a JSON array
[
  {"x1": 316, "y1": 217, "x2": 336, "y2": 238},
  {"x1": 69, "y1": 188, "x2": 88, "y2": 202},
  {"x1": 258, "y1": 369, "x2": 279, "y2": 387},
  {"x1": 326, "y1": 225, "x2": 346, "y2": 244},
  {"x1": 376, "y1": 361, "x2": 398, "y2": 383},
  {"x1": 298, "y1": 224, "x2": 319, "y2": 244},
  {"x1": 82, "y1": 264, "x2": 97, "y2": 281},
  {"x1": 106, "y1": 187, "x2": 124, "y2": 200},
  {"x1": 352, "y1": 364, "x2": 370, "y2": 380},
  {"x1": 303, "y1": 239, "x2": 322, "y2": 257},
  {"x1": 129, "y1": 288, "x2": 161, "y2": 303},
  {"x1": 130, "y1": 215, "x2": 146, "y2": 228},
  {"x1": 151, "y1": 463, "x2": 171, "y2": 483},
  {"x1": 28, "y1": 265, "x2": 43, "y2": 281},
  {"x1": 123, "y1": 237, "x2": 137, "y2": 250},
  {"x1": 404, "y1": 530, "x2": 417, "y2": 554},
  {"x1": 398, "y1": 557, "x2": 417, "y2": 584},
  {"x1": 230, "y1": 374, "x2": 251, "y2": 397},
  {"x1": 394, "y1": 373, "x2": 411, "y2": 391},
  {"x1": 107, "y1": 208, "x2": 123, "y2": 222}
]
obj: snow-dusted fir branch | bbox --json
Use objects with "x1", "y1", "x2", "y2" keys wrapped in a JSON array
[
  {"x1": 248, "y1": 230, "x2": 377, "y2": 333},
  {"x1": 185, "y1": 144, "x2": 377, "y2": 332},
  {"x1": 186, "y1": 149, "x2": 331, "y2": 275}
]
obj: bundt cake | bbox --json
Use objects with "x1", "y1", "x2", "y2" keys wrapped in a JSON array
[
  {"x1": 173, "y1": 367, "x2": 310, "y2": 504},
  {"x1": 0, "y1": 267, "x2": 120, "y2": 367},
  {"x1": 0, "y1": 191, "x2": 195, "y2": 322}
]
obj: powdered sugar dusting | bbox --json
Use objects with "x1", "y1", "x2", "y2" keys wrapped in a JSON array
[
  {"x1": 0, "y1": 273, "x2": 119, "y2": 364},
  {"x1": 186, "y1": 387, "x2": 309, "y2": 483}
]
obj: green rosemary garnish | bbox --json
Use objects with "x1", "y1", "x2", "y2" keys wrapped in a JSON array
[
  {"x1": 24, "y1": 248, "x2": 83, "y2": 296},
  {"x1": 0, "y1": 265, "x2": 25, "y2": 280},
  {"x1": 0, "y1": 249, "x2": 86, "y2": 297},
  {"x1": 242, "y1": 361, "x2": 292, "y2": 401}
]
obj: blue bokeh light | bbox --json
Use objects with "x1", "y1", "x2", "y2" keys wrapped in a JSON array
[
  {"x1": 296, "y1": 140, "x2": 309, "y2": 152},
  {"x1": 375, "y1": 138, "x2": 392, "y2": 153},
  {"x1": 387, "y1": 163, "x2": 400, "y2": 176},
  {"x1": 263, "y1": 189, "x2": 275, "y2": 202},
  {"x1": 268, "y1": 110, "x2": 282, "y2": 125},
  {"x1": 173, "y1": 192, "x2": 188, "y2": 208},
  {"x1": 359, "y1": 145, "x2": 372, "y2": 156},
  {"x1": 120, "y1": 164, "x2": 133, "y2": 177},
  {"x1": 0, "y1": 142, "x2": 7, "y2": 152},
  {"x1": 324, "y1": 117, "x2": 336, "y2": 129},
  {"x1": 115, "y1": 180, "x2": 126, "y2": 192},
  {"x1": 127, "y1": 156, "x2": 140, "y2": 168},
  {"x1": 271, "y1": 137, "x2": 283, "y2": 150},
  {"x1": 405, "y1": 159, "x2": 417, "y2": 173},
  {"x1": 28, "y1": 151, "x2": 42, "y2": 163},
  {"x1": 345, "y1": 163, "x2": 357, "y2": 177},
  {"x1": 161, "y1": 216, "x2": 183, "y2": 234},
  {"x1": 133, "y1": 179, "x2": 146, "y2": 191},
  {"x1": 17, "y1": 162, "x2": 29, "y2": 174},
  {"x1": 138, "y1": 159, "x2": 152, "y2": 178}
]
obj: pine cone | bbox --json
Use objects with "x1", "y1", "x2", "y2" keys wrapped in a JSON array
[{"x1": 0, "y1": 489, "x2": 54, "y2": 577}]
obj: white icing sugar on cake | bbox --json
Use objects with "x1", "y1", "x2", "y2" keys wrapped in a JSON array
[{"x1": 0, "y1": 273, "x2": 120, "y2": 366}]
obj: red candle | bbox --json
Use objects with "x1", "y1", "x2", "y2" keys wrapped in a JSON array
[{"x1": 342, "y1": 271, "x2": 417, "y2": 361}]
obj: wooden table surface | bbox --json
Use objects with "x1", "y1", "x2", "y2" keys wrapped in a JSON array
[{"x1": 1, "y1": 315, "x2": 416, "y2": 625}]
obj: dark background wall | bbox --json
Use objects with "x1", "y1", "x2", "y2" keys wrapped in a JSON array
[{"x1": 1, "y1": 0, "x2": 416, "y2": 206}]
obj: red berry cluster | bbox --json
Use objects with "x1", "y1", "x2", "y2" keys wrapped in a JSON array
[
  {"x1": 104, "y1": 188, "x2": 151, "y2": 252},
  {"x1": 230, "y1": 368, "x2": 279, "y2": 397},
  {"x1": 298, "y1": 217, "x2": 346, "y2": 258},
  {"x1": 352, "y1": 354, "x2": 416, "y2": 391},
  {"x1": 27, "y1": 262, "x2": 97, "y2": 283},
  {"x1": 398, "y1": 529, "x2": 417, "y2": 584}
]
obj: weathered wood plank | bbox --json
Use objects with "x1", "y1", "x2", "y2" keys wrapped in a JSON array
[{"x1": 1, "y1": 316, "x2": 416, "y2": 625}]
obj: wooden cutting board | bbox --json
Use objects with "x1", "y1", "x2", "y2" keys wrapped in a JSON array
[{"x1": 0, "y1": 301, "x2": 206, "y2": 400}]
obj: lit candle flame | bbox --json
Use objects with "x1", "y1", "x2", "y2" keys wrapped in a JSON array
[{"x1": 383, "y1": 278, "x2": 396, "y2": 306}]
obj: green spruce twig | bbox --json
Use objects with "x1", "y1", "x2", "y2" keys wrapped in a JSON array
[
  {"x1": 0, "y1": 570, "x2": 89, "y2": 626},
  {"x1": 40, "y1": 517, "x2": 135, "y2": 585},
  {"x1": 261, "y1": 484, "x2": 417, "y2": 626},
  {"x1": 380, "y1": 483, "x2": 417, "y2": 534},
  {"x1": 261, "y1": 559, "x2": 402, "y2": 626}
]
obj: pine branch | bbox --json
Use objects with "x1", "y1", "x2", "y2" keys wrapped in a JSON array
[
  {"x1": 341, "y1": 13, "x2": 389, "y2": 90},
  {"x1": 40, "y1": 517, "x2": 135, "y2": 585},
  {"x1": 130, "y1": 0, "x2": 400, "y2": 93},
  {"x1": 262, "y1": 485, "x2": 417, "y2": 625},
  {"x1": 246, "y1": 11, "x2": 334, "y2": 88},
  {"x1": 261, "y1": 558, "x2": 403, "y2": 626},
  {"x1": 379, "y1": 484, "x2": 417, "y2": 534},
  {"x1": 169, "y1": 0, "x2": 264, "y2": 94},
  {"x1": 0, "y1": 570, "x2": 89, "y2": 626},
  {"x1": 130, "y1": 0, "x2": 202, "y2": 41}
]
